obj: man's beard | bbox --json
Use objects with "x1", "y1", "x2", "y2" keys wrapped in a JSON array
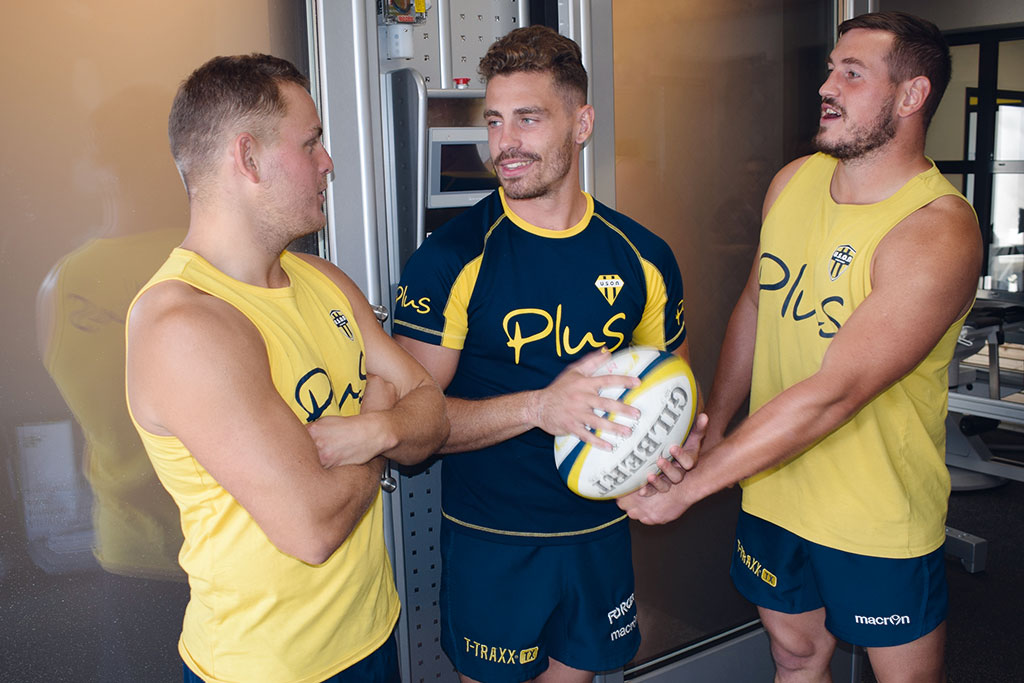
[
  {"x1": 814, "y1": 92, "x2": 898, "y2": 161},
  {"x1": 497, "y1": 132, "x2": 574, "y2": 200}
]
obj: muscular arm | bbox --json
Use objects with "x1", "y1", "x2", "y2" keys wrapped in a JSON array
[
  {"x1": 296, "y1": 254, "x2": 449, "y2": 467},
  {"x1": 127, "y1": 282, "x2": 384, "y2": 565},
  {"x1": 394, "y1": 336, "x2": 643, "y2": 454},
  {"x1": 623, "y1": 191, "x2": 981, "y2": 524}
]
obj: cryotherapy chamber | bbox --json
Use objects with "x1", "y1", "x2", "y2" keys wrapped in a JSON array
[{"x1": 309, "y1": 1, "x2": 844, "y2": 681}]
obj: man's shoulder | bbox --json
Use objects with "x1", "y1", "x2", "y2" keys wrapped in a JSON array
[
  {"x1": 759, "y1": 154, "x2": 822, "y2": 220},
  {"x1": 130, "y1": 278, "x2": 255, "y2": 347},
  {"x1": 891, "y1": 192, "x2": 979, "y2": 246},
  {"x1": 288, "y1": 250, "x2": 350, "y2": 289},
  {"x1": 432, "y1": 192, "x2": 504, "y2": 243},
  {"x1": 776, "y1": 154, "x2": 820, "y2": 185},
  {"x1": 875, "y1": 159, "x2": 977, "y2": 244},
  {"x1": 126, "y1": 276, "x2": 265, "y2": 436},
  {"x1": 404, "y1": 194, "x2": 503, "y2": 275},
  {"x1": 589, "y1": 197, "x2": 676, "y2": 259}
]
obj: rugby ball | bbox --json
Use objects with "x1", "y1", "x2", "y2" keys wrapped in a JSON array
[{"x1": 554, "y1": 346, "x2": 697, "y2": 500}]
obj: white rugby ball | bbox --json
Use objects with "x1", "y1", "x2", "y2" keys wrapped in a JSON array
[{"x1": 554, "y1": 346, "x2": 697, "y2": 500}]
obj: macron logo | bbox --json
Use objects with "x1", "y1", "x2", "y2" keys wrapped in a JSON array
[{"x1": 854, "y1": 614, "x2": 911, "y2": 627}]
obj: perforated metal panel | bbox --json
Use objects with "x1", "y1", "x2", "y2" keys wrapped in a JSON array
[
  {"x1": 447, "y1": 0, "x2": 523, "y2": 88},
  {"x1": 380, "y1": 0, "x2": 525, "y2": 89},
  {"x1": 407, "y1": 10, "x2": 442, "y2": 87},
  {"x1": 388, "y1": 462, "x2": 456, "y2": 682},
  {"x1": 376, "y1": 2, "x2": 525, "y2": 681}
]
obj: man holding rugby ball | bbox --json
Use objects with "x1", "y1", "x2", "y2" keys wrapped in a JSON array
[
  {"x1": 394, "y1": 25, "x2": 699, "y2": 683},
  {"x1": 620, "y1": 12, "x2": 981, "y2": 683}
]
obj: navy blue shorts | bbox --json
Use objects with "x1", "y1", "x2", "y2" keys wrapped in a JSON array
[
  {"x1": 439, "y1": 519, "x2": 640, "y2": 683},
  {"x1": 730, "y1": 511, "x2": 948, "y2": 647},
  {"x1": 182, "y1": 630, "x2": 399, "y2": 682}
]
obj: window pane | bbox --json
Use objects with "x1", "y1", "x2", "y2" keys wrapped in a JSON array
[
  {"x1": 997, "y1": 39, "x2": 1024, "y2": 93},
  {"x1": 995, "y1": 104, "x2": 1024, "y2": 161},
  {"x1": 990, "y1": 173, "x2": 1024, "y2": 292}
]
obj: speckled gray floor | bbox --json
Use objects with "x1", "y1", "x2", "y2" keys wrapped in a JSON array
[
  {"x1": 1, "y1": 468, "x2": 1020, "y2": 682},
  {"x1": 0, "y1": 553, "x2": 188, "y2": 681}
]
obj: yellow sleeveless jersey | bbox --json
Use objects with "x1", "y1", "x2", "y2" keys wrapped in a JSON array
[
  {"x1": 127, "y1": 248, "x2": 399, "y2": 683},
  {"x1": 42, "y1": 229, "x2": 185, "y2": 580},
  {"x1": 743, "y1": 153, "x2": 969, "y2": 558}
]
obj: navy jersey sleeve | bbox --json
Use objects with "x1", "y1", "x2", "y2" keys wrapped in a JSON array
[
  {"x1": 592, "y1": 201, "x2": 686, "y2": 352},
  {"x1": 647, "y1": 236, "x2": 686, "y2": 351},
  {"x1": 393, "y1": 194, "x2": 499, "y2": 349}
]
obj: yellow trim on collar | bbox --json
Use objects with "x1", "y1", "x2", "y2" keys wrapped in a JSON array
[{"x1": 498, "y1": 187, "x2": 594, "y2": 238}]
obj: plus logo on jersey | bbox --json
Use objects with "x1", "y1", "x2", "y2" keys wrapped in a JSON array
[
  {"x1": 294, "y1": 352, "x2": 367, "y2": 422},
  {"x1": 760, "y1": 251, "x2": 846, "y2": 339},
  {"x1": 295, "y1": 368, "x2": 335, "y2": 423},
  {"x1": 595, "y1": 275, "x2": 624, "y2": 305},
  {"x1": 330, "y1": 309, "x2": 355, "y2": 340},
  {"x1": 395, "y1": 284, "x2": 431, "y2": 315},
  {"x1": 829, "y1": 244, "x2": 856, "y2": 281}
]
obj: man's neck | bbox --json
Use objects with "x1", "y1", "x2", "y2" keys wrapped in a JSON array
[
  {"x1": 829, "y1": 138, "x2": 931, "y2": 205},
  {"x1": 503, "y1": 183, "x2": 588, "y2": 231},
  {"x1": 180, "y1": 208, "x2": 291, "y2": 289}
]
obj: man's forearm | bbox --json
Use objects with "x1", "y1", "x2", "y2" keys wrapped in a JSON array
[
  {"x1": 378, "y1": 383, "x2": 450, "y2": 464},
  {"x1": 274, "y1": 454, "x2": 387, "y2": 564},
  {"x1": 680, "y1": 370, "x2": 863, "y2": 508},
  {"x1": 439, "y1": 392, "x2": 539, "y2": 454}
]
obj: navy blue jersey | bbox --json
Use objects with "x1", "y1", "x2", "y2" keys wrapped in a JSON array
[{"x1": 395, "y1": 189, "x2": 686, "y2": 543}]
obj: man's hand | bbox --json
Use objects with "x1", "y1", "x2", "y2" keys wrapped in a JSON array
[
  {"x1": 617, "y1": 483, "x2": 693, "y2": 525},
  {"x1": 530, "y1": 349, "x2": 641, "y2": 449},
  {"x1": 307, "y1": 374, "x2": 399, "y2": 468},
  {"x1": 361, "y1": 374, "x2": 398, "y2": 414},
  {"x1": 616, "y1": 413, "x2": 708, "y2": 524},
  {"x1": 635, "y1": 412, "x2": 708, "y2": 495}
]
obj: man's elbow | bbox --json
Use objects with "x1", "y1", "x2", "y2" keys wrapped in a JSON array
[
  {"x1": 272, "y1": 529, "x2": 346, "y2": 566},
  {"x1": 388, "y1": 413, "x2": 450, "y2": 466},
  {"x1": 388, "y1": 387, "x2": 451, "y2": 465},
  {"x1": 419, "y1": 404, "x2": 451, "y2": 459},
  {"x1": 268, "y1": 513, "x2": 361, "y2": 566},
  {"x1": 820, "y1": 383, "x2": 879, "y2": 429},
  {"x1": 293, "y1": 540, "x2": 341, "y2": 567}
]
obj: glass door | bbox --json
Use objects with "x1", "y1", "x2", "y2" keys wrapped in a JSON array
[
  {"x1": 0, "y1": 3, "x2": 309, "y2": 680},
  {"x1": 611, "y1": 0, "x2": 835, "y2": 675}
]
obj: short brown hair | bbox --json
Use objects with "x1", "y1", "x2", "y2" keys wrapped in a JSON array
[
  {"x1": 839, "y1": 11, "x2": 951, "y2": 127},
  {"x1": 168, "y1": 53, "x2": 309, "y2": 197},
  {"x1": 478, "y1": 26, "x2": 588, "y2": 107}
]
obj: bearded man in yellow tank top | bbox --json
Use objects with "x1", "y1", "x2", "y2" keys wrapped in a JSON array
[
  {"x1": 125, "y1": 55, "x2": 449, "y2": 683},
  {"x1": 619, "y1": 12, "x2": 981, "y2": 683}
]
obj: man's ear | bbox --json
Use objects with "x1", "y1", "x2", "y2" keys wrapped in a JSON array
[
  {"x1": 233, "y1": 132, "x2": 261, "y2": 183},
  {"x1": 897, "y1": 76, "x2": 932, "y2": 119},
  {"x1": 575, "y1": 104, "x2": 595, "y2": 145}
]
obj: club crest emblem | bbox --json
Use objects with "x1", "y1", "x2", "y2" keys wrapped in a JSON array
[
  {"x1": 330, "y1": 309, "x2": 355, "y2": 340},
  {"x1": 595, "y1": 275, "x2": 624, "y2": 305},
  {"x1": 829, "y1": 244, "x2": 856, "y2": 281}
]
